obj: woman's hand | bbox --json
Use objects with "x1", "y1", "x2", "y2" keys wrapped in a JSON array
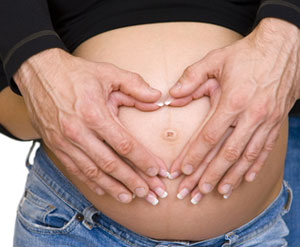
[
  {"x1": 169, "y1": 18, "x2": 300, "y2": 197},
  {"x1": 14, "y1": 48, "x2": 169, "y2": 204}
]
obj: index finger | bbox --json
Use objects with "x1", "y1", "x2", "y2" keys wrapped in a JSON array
[{"x1": 98, "y1": 115, "x2": 168, "y2": 177}]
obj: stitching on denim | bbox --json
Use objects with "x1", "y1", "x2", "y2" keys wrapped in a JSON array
[
  {"x1": 32, "y1": 168, "x2": 83, "y2": 213},
  {"x1": 17, "y1": 209, "x2": 79, "y2": 235},
  {"x1": 95, "y1": 222, "x2": 140, "y2": 247},
  {"x1": 235, "y1": 216, "x2": 285, "y2": 245}
]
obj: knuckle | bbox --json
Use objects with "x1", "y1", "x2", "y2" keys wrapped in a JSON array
[
  {"x1": 124, "y1": 176, "x2": 139, "y2": 189},
  {"x1": 250, "y1": 105, "x2": 268, "y2": 123},
  {"x1": 83, "y1": 165, "x2": 99, "y2": 179},
  {"x1": 116, "y1": 139, "x2": 134, "y2": 156},
  {"x1": 66, "y1": 165, "x2": 81, "y2": 176},
  {"x1": 101, "y1": 159, "x2": 117, "y2": 174},
  {"x1": 223, "y1": 147, "x2": 240, "y2": 163},
  {"x1": 227, "y1": 95, "x2": 246, "y2": 112},
  {"x1": 82, "y1": 108, "x2": 100, "y2": 125},
  {"x1": 188, "y1": 152, "x2": 203, "y2": 165},
  {"x1": 264, "y1": 141, "x2": 276, "y2": 152},
  {"x1": 183, "y1": 66, "x2": 197, "y2": 82},
  {"x1": 203, "y1": 130, "x2": 218, "y2": 146},
  {"x1": 60, "y1": 118, "x2": 81, "y2": 142},
  {"x1": 243, "y1": 150, "x2": 259, "y2": 163}
]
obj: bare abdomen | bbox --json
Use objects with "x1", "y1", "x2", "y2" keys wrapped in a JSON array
[{"x1": 45, "y1": 22, "x2": 288, "y2": 240}]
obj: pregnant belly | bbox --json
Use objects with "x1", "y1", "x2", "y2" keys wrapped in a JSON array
[{"x1": 46, "y1": 22, "x2": 288, "y2": 240}]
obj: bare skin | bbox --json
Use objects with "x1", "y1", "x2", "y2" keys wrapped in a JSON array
[
  {"x1": 169, "y1": 18, "x2": 300, "y2": 198},
  {"x1": 3, "y1": 22, "x2": 288, "y2": 240}
]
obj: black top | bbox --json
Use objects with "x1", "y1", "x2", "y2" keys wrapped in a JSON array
[{"x1": 0, "y1": 0, "x2": 299, "y2": 140}]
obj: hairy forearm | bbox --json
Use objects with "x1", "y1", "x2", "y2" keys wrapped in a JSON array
[{"x1": 0, "y1": 87, "x2": 40, "y2": 140}]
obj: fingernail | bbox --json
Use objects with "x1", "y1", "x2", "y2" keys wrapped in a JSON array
[
  {"x1": 147, "y1": 167, "x2": 158, "y2": 176},
  {"x1": 248, "y1": 172, "x2": 256, "y2": 182},
  {"x1": 154, "y1": 187, "x2": 168, "y2": 198},
  {"x1": 168, "y1": 171, "x2": 180, "y2": 180},
  {"x1": 182, "y1": 164, "x2": 194, "y2": 175},
  {"x1": 164, "y1": 97, "x2": 173, "y2": 106},
  {"x1": 177, "y1": 188, "x2": 190, "y2": 200},
  {"x1": 146, "y1": 194, "x2": 159, "y2": 206},
  {"x1": 174, "y1": 82, "x2": 182, "y2": 89},
  {"x1": 221, "y1": 184, "x2": 232, "y2": 194},
  {"x1": 155, "y1": 101, "x2": 164, "y2": 107},
  {"x1": 223, "y1": 193, "x2": 232, "y2": 200},
  {"x1": 132, "y1": 193, "x2": 136, "y2": 199},
  {"x1": 159, "y1": 169, "x2": 170, "y2": 178},
  {"x1": 201, "y1": 183, "x2": 213, "y2": 193},
  {"x1": 96, "y1": 188, "x2": 104, "y2": 195},
  {"x1": 135, "y1": 187, "x2": 147, "y2": 198},
  {"x1": 191, "y1": 192, "x2": 202, "y2": 205},
  {"x1": 118, "y1": 193, "x2": 131, "y2": 203}
]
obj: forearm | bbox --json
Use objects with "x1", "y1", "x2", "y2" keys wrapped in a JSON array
[{"x1": 0, "y1": 87, "x2": 40, "y2": 140}]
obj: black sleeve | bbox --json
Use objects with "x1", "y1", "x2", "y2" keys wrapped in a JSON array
[
  {"x1": 0, "y1": 0, "x2": 68, "y2": 95},
  {"x1": 254, "y1": 0, "x2": 300, "y2": 28},
  {"x1": 0, "y1": 124, "x2": 28, "y2": 141}
]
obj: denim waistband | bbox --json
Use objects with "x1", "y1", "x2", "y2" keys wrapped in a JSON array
[{"x1": 29, "y1": 143, "x2": 292, "y2": 246}]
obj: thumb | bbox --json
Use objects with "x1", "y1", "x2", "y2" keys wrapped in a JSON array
[
  {"x1": 109, "y1": 66, "x2": 161, "y2": 103},
  {"x1": 169, "y1": 49, "x2": 223, "y2": 98}
]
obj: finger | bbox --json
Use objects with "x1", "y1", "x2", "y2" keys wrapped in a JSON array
[
  {"x1": 176, "y1": 128, "x2": 231, "y2": 200},
  {"x1": 190, "y1": 188, "x2": 203, "y2": 205},
  {"x1": 217, "y1": 123, "x2": 272, "y2": 194},
  {"x1": 52, "y1": 149, "x2": 105, "y2": 196},
  {"x1": 108, "y1": 91, "x2": 161, "y2": 112},
  {"x1": 170, "y1": 79, "x2": 221, "y2": 107},
  {"x1": 179, "y1": 105, "x2": 235, "y2": 176},
  {"x1": 245, "y1": 123, "x2": 281, "y2": 181},
  {"x1": 169, "y1": 50, "x2": 223, "y2": 98},
  {"x1": 134, "y1": 167, "x2": 168, "y2": 200},
  {"x1": 107, "y1": 65, "x2": 161, "y2": 102},
  {"x1": 98, "y1": 117, "x2": 168, "y2": 177},
  {"x1": 197, "y1": 117, "x2": 260, "y2": 194}
]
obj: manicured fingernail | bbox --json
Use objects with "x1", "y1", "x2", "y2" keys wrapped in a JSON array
[
  {"x1": 147, "y1": 167, "x2": 158, "y2": 176},
  {"x1": 135, "y1": 187, "x2": 147, "y2": 198},
  {"x1": 191, "y1": 192, "x2": 202, "y2": 205},
  {"x1": 174, "y1": 82, "x2": 182, "y2": 89},
  {"x1": 154, "y1": 187, "x2": 168, "y2": 198},
  {"x1": 118, "y1": 193, "x2": 131, "y2": 203},
  {"x1": 168, "y1": 171, "x2": 180, "y2": 180},
  {"x1": 248, "y1": 172, "x2": 256, "y2": 182},
  {"x1": 223, "y1": 190, "x2": 232, "y2": 200},
  {"x1": 201, "y1": 183, "x2": 213, "y2": 193},
  {"x1": 182, "y1": 165, "x2": 194, "y2": 175},
  {"x1": 155, "y1": 101, "x2": 164, "y2": 107},
  {"x1": 177, "y1": 188, "x2": 190, "y2": 200},
  {"x1": 221, "y1": 184, "x2": 232, "y2": 194},
  {"x1": 146, "y1": 194, "x2": 159, "y2": 206},
  {"x1": 96, "y1": 188, "x2": 104, "y2": 195},
  {"x1": 164, "y1": 97, "x2": 173, "y2": 106},
  {"x1": 159, "y1": 169, "x2": 170, "y2": 178}
]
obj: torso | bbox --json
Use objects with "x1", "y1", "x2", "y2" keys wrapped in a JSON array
[{"x1": 44, "y1": 22, "x2": 288, "y2": 240}]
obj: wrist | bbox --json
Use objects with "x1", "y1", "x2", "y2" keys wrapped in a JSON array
[{"x1": 13, "y1": 48, "x2": 69, "y2": 92}]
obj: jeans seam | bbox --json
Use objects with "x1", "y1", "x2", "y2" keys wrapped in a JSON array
[{"x1": 95, "y1": 222, "x2": 140, "y2": 247}]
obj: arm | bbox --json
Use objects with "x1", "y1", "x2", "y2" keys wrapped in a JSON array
[{"x1": 0, "y1": 87, "x2": 40, "y2": 140}]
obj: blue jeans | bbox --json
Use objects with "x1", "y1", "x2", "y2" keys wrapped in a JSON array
[
  {"x1": 14, "y1": 145, "x2": 292, "y2": 247},
  {"x1": 284, "y1": 116, "x2": 300, "y2": 246}
]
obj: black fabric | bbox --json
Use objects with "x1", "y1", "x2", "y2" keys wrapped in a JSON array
[
  {"x1": 0, "y1": 124, "x2": 26, "y2": 141},
  {"x1": 0, "y1": 0, "x2": 300, "y2": 141}
]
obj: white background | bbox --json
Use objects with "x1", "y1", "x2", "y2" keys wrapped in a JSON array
[{"x1": 0, "y1": 134, "x2": 33, "y2": 246}]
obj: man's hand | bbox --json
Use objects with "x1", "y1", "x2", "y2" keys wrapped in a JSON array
[
  {"x1": 169, "y1": 18, "x2": 300, "y2": 197},
  {"x1": 14, "y1": 48, "x2": 169, "y2": 204}
]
